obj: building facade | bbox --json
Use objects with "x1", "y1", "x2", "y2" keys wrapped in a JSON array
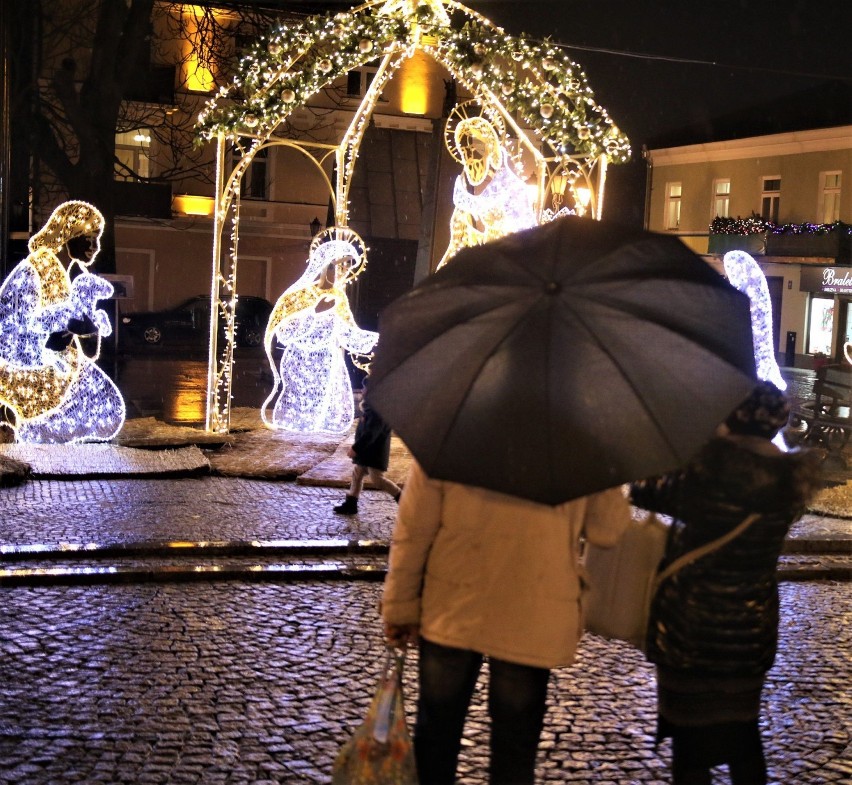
[{"x1": 646, "y1": 125, "x2": 852, "y2": 366}]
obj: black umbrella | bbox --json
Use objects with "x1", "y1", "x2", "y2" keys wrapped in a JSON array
[{"x1": 366, "y1": 216, "x2": 757, "y2": 505}]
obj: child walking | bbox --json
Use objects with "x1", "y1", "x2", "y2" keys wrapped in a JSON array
[{"x1": 334, "y1": 379, "x2": 401, "y2": 515}]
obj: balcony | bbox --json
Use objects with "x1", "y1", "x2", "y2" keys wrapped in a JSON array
[
  {"x1": 765, "y1": 226, "x2": 851, "y2": 262},
  {"x1": 708, "y1": 218, "x2": 851, "y2": 262},
  {"x1": 707, "y1": 232, "x2": 766, "y2": 256}
]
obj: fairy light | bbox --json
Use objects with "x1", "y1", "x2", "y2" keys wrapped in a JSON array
[
  {"x1": 261, "y1": 228, "x2": 378, "y2": 434},
  {"x1": 0, "y1": 201, "x2": 126, "y2": 443},
  {"x1": 723, "y1": 250, "x2": 787, "y2": 391}
]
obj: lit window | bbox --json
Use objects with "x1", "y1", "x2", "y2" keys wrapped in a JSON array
[
  {"x1": 665, "y1": 182, "x2": 681, "y2": 230},
  {"x1": 761, "y1": 177, "x2": 781, "y2": 224},
  {"x1": 115, "y1": 129, "x2": 152, "y2": 181},
  {"x1": 712, "y1": 179, "x2": 730, "y2": 218},
  {"x1": 820, "y1": 171, "x2": 841, "y2": 224}
]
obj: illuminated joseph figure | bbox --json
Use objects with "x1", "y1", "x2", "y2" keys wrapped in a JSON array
[
  {"x1": 437, "y1": 103, "x2": 537, "y2": 269},
  {"x1": 262, "y1": 228, "x2": 377, "y2": 434},
  {"x1": 196, "y1": 0, "x2": 629, "y2": 432},
  {"x1": 0, "y1": 201, "x2": 126, "y2": 443}
]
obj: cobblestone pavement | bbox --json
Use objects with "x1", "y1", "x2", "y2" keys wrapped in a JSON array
[
  {"x1": 0, "y1": 473, "x2": 850, "y2": 784},
  {"x1": 0, "y1": 580, "x2": 848, "y2": 785}
]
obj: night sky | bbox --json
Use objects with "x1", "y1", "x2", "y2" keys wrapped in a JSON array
[{"x1": 465, "y1": 1, "x2": 850, "y2": 143}]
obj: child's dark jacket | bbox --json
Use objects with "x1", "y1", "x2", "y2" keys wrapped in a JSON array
[{"x1": 352, "y1": 403, "x2": 392, "y2": 471}]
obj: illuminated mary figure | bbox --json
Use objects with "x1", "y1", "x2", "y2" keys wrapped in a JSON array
[
  {"x1": 437, "y1": 108, "x2": 537, "y2": 269},
  {"x1": 261, "y1": 228, "x2": 378, "y2": 434},
  {"x1": 0, "y1": 201, "x2": 126, "y2": 443}
]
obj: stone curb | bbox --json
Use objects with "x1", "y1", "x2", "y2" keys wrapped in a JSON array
[{"x1": 0, "y1": 552, "x2": 847, "y2": 588}]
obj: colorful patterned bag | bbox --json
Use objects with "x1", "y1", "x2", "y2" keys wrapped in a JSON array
[{"x1": 331, "y1": 648, "x2": 418, "y2": 785}]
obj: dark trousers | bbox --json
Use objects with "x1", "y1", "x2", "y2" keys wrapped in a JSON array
[
  {"x1": 670, "y1": 720, "x2": 767, "y2": 785},
  {"x1": 414, "y1": 638, "x2": 550, "y2": 785}
]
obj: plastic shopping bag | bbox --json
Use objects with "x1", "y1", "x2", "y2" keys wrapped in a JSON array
[{"x1": 331, "y1": 648, "x2": 418, "y2": 785}]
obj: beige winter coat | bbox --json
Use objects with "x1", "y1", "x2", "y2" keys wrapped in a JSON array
[{"x1": 382, "y1": 462, "x2": 631, "y2": 669}]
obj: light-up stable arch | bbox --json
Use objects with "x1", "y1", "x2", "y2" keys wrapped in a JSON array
[{"x1": 197, "y1": 0, "x2": 630, "y2": 432}]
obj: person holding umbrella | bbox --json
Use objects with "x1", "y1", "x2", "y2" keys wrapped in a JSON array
[
  {"x1": 631, "y1": 382, "x2": 821, "y2": 785},
  {"x1": 366, "y1": 215, "x2": 763, "y2": 783},
  {"x1": 382, "y1": 464, "x2": 631, "y2": 784}
]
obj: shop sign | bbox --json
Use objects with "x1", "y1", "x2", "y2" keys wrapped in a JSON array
[{"x1": 800, "y1": 267, "x2": 852, "y2": 294}]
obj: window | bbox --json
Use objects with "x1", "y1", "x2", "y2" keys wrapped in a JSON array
[
  {"x1": 245, "y1": 146, "x2": 268, "y2": 200},
  {"x1": 346, "y1": 66, "x2": 378, "y2": 97},
  {"x1": 664, "y1": 182, "x2": 681, "y2": 230},
  {"x1": 115, "y1": 129, "x2": 152, "y2": 180},
  {"x1": 807, "y1": 296, "x2": 834, "y2": 355},
  {"x1": 761, "y1": 176, "x2": 781, "y2": 223},
  {"x1": 712, "y1": 178, "x2": 731, "y2": 218},
  {"x1": 820, "y1": 171, "x2": 841, "y2": 224}
]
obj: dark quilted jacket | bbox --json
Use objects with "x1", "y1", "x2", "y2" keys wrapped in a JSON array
[{"x1": 631, "y1": 436, "x2": 821, "y2": 676}]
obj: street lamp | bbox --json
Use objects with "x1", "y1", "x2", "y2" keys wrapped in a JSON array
[{"x1": 309, "y1": 216, "x2": 322, "y2": 237}]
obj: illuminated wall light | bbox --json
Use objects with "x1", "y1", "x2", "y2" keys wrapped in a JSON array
[
  {"x1": 723, "y1": 250, "x2": 787, "y2": 391},
  {"x1": 261, "y1": 228, "x2": 378, "y2": 434},
  {"x1": 173, "y1": 194, "x2": 215, "y2": 217},
  {"x1": 183, "y1": 6, "x2": 216, "y2": 93},
  {"x1": 399, "y1": 51, "x2": 432, "y2": 115},
  {"x1": 0, "y1": 201, "x2": 126, "y2": 443}
]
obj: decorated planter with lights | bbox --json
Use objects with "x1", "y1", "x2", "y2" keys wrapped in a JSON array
[
  {"x1": 708, "y1": 232, "x2": 766, "y2": 256},
  {"x1": 765, "y1": 229, "x2": 851, "y2": 262}
]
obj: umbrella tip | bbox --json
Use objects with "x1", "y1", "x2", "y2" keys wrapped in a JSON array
[{"x1": 545, "y1": 281, "x2": 561, "y2": 295}]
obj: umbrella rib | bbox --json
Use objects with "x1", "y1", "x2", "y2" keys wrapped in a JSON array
[
  {"x1": 559, "y1": 300, "x2": 686, "y2": 458},
  {"x1": 437, "y1": 293, "x2": 541, "y2": 462}
]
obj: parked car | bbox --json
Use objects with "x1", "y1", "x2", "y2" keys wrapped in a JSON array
[{"x1": 120, "y1": 295, "x2": 273, "y2": 348}]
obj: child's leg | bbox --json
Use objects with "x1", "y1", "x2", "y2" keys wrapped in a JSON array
[
  {"x1": 348, "y1": 464, "x2": 368, "y2": 497},
  {"x1": 366, "y1": 467, "x2": 401, "y2": 498}
]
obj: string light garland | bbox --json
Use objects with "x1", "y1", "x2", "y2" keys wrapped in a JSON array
[
  {"x1": 261, "y1": 227, "x2": 378, "y2": 434},
  {"x1": 711, "y1": 216, "x2": 851, "y2": 236},
  {"x1": 0, "y1": 201, "x2": 126, "y2": 443},
  {"x1": 196, "y1": 0, "x2": 630, "y2": 164},
  {"x1": 723, "y1": 250, "x2": 787, "y2": 392}
]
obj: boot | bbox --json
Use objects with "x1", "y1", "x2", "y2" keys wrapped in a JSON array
[{"x1": 333, "y1": 495, "x2": 358, "y2": 515}]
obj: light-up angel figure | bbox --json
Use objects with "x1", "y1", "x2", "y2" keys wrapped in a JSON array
[
  {"x1": 436, "y1": 108, "x2": 537, "y2": 270},
  {"x1": 723, "y1": 250, "x2": 787, "y2": 391},
  {"x1": 0, "y1": 201, "x2": 126, "y2": 443},
  {"x1": 261, "y1": 228, "x2": 378, "y2": 434}
]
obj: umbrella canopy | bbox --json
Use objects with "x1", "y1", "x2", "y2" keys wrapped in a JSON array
[{"x1": 366, "y1": 216, "x2": 757, "y2": 505}]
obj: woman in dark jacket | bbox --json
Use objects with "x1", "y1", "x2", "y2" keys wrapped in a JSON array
[
  {"x1": 631, "y1": 382, "x2": 822, "y2": 785},
  {"x1": 333, "y1": 381, "x2": 401, "y2": 515}
]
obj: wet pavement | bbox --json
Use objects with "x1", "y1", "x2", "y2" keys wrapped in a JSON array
[
  {"x1": 0, "y1": 475, "x2": 850, "y2": 784},
  {"x1": 0, "y1": 363, "x2": 849, "y2": 783}
]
